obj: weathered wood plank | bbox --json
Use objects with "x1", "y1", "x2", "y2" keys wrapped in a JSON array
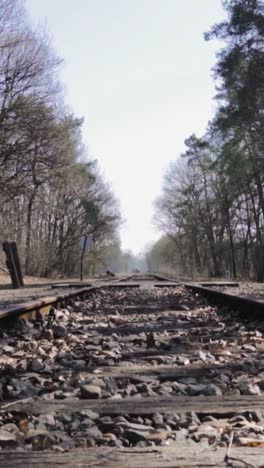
[
  {"x1": 107, "y1": 282, "x2": 140, "y2": 288},
  {"x1": 198, "y1": 282, "x2": 239, "y2": 287},
  {"x1": 154, "y1": 282, "x2": 181, "y2": 287},
  {"x1": 2, "y1": 394, "x2": 264, "y2": 416},
  {"x1": 78, "y1": 362, "x2": 243, "y2": 381},
  {"x1": 121, "y1": 348, "x2": 192, "y2": 359},
  {"x1": 0, "y1": 445, "x2": 263, "y2": 467},
  {"x1": 87, "y1": 322, "x2": 198, "y2": 336},
  {"x1": 106, "y1": 303, "x2": 187, "y2": 312}
]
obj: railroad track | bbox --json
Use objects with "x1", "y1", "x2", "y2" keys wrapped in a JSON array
[
  {"x1": 0, "y1": 273, "x2": 177, "y2": 322},
  {"x1": 0, "y1": 274, "x2": 264, "y2": 466}
]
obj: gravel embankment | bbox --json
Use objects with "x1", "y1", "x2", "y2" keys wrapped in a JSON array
[{"x1": 0, "y1": 286, "x2": 263, "y2": 452}]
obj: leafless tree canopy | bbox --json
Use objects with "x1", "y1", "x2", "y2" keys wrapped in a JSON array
[{"x1": 0, "y1": 0, "x2": 121, "y2": 277}]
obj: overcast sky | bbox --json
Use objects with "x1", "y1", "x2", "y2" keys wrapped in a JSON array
[{"x1": 26, "y1": 0, "x2": 226, "y2": 255}]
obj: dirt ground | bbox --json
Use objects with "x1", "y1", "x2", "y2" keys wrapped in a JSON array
[
  {"x1": 0, "y1": 272, "x2": 95, "y2": 309},
  {"x1": 0, "y1": 272, "x2": 63, "y2": 285}
]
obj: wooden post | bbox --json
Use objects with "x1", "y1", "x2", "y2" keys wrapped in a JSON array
[
  {"x1": 80, "y1": 235, "x2": 87, "y2": 281},
  {"x1": 2, "y1": 242, "x2": 24, "y2": 289},
  {"x1": 11, "y1": 242, "x2": 24, "y2": 286}
]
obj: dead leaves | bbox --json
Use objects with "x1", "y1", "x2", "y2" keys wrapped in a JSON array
[{"x1": 237, "y1": 437, "x2": 264, "y2": 447}]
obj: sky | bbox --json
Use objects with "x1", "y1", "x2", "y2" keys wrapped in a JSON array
[{"x1": 26, "y1": 0, "x2": 226, "y2": 255}]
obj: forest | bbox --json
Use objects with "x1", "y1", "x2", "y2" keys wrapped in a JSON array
[
  {"x1": 148, "y1": 0, "x2": 264, "y2": 281},
  {"x1": 0, "y1": 0, "x2": 125, "y2": 278}
]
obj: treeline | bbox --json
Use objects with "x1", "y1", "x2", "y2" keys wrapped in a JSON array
[
  {"x1": 150, "y1": 0, "x2": 264, "y2": 280},
  {"x1": 0, "y1": 0, "x2": 121, "y2": 277}
]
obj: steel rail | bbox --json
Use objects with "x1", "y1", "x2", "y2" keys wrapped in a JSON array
[
  {"x1": 185, "y1": 282, "x2": 264, "y2": 315},
  {"x1": 0, "y1": 272, "x2": 260, "y2": 323},
  {"x1": 0, "y1": 275, "x2": 134, "y2": 323}
]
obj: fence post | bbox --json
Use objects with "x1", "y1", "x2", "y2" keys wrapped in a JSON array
[{"x1": 2, "y1": 241, "x2": 24, "y2": 288}]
